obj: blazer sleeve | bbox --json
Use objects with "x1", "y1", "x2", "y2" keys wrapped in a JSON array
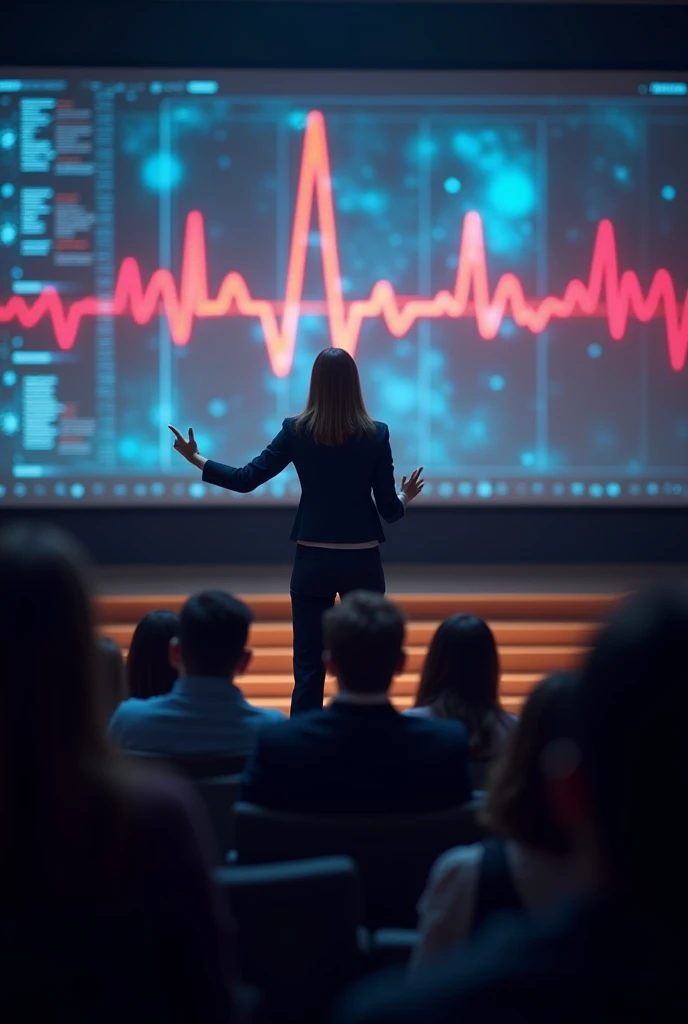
[
  {"x1": 202, "y1": 420, "x2": 292, "y2": 494},
  {"x1": 372, "y1": 424, "x2": 405, "y2": 523}
]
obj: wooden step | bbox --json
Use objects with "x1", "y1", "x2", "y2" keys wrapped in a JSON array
[
  {"x1": 238, "y1": 671, "x2": 543, "y2": 699},
  {"x1": 98, "y1": 619, "x2": 599, "y2": 648},
  {"x1": 95, "y1": 592, "x2": 621, "y2": 625},
  {"x1": 238, "y1": 644, "x2": 585, "y2": 675}
]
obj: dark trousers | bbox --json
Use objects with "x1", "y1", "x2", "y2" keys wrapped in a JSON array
[{"x1": 290, "y1": 544, "x2": 386, "y2": 715}]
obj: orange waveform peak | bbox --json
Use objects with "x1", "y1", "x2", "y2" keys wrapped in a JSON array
[{"x1": 1, "y1": 109, "x2": 687, "y2": 374}]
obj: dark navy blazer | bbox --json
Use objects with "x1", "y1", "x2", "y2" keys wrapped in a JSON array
[
  {"x1": 241, "y1": 701, "x2": 473, "y2": 815},
  {"x1": 202, "y1": 417, "x2": 405, "y2": 543}
]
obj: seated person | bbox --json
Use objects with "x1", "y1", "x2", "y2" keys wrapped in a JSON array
[
  {"x1": 242, "y1": 591, "x2": 472, "y2": 814},
  {"x1": 109, "y1": 589, "x2": 284, "y2": 755},
  {"x1": 97, "y1": 635, "x2": 127, "y2": 718},
  {"x1": 126, "y1": 609, "x2": 180, "y2": 699},
  {"x1": 407, "y1": 614, "x2": 516, "y2": 790},
  {"x1": 414, "y1": 672, "x2": 582, "y2": 965}
]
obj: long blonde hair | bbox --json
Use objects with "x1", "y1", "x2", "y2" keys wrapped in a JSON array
[{"x1": 294, "y1": 348, "x2": 376, "y2": 445}]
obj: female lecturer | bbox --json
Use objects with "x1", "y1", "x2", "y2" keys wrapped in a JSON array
[{"x1": 168, "y1": 347, "x2": 424, "y2": 714}]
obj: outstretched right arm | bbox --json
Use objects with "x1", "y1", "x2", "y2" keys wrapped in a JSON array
[{"x1": 168, "y1": 421, "x2": 292, "y2": 494}]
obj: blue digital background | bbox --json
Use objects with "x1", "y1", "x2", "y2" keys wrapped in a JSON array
[{"x1": 0, "y1": 70, "x2": 686, "y2": 505}]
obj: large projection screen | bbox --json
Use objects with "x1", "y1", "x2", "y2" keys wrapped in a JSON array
[{"x1": 0, "y1": 69, "x2": 686, "y2": 506}]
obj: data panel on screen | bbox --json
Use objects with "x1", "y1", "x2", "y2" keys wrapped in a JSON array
[{"x1": 0, "y1": 69, "x2": 686, "y2": 506}]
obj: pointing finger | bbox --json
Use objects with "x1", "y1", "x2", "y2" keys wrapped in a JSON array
[
  {"x1": 188, "y1": 426, "x2": 195, "y2": 442},
  {"x1": 168, "y1": 424, "x2": 183, "y2": 441}
]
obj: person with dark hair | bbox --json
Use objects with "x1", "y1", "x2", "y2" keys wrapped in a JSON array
[
  {"x1": 414, "y1": 672, "x2": 581, "y2": 964},
  {"x1": 333, "y1": 588, "x2": 688, "y2": 1024},
  {"x1": 97, "y1": 635, "x2": 127, "y2": 717},
  {"x1": 0, "y1": 525, "x2": 239, "y2": 1022},
  {"x1": 241, "y1": 591, "x2": 472, "y2": 814},
  {"x1": 126, "y1": 609, "x2": 180, "y2": 699},
  {"x1": 109, "y1": 589, "x2": 283, "y2": 754},
  {"x1": 168, "y1": 346, "x2": 424, "y2": 715},
  {"x1": 408, "y1": 614, "x2": 516, "y2": 788}
]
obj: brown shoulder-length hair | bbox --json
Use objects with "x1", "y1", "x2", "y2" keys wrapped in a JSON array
[
  {"x1": 482, "y1": 671, "x2": 579, "y2": 856},
  {"x1": 414, "y1": 614, "x2": 507, "y2": 758},
  {"x1": 294, "y1": 347, "x2": 377, "y2": 446}
]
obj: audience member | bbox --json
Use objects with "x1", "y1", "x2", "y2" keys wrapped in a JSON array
[
  {"x1": 109, "y1": 589, "x2": 283, "y2": 754},
  {"x1": 126, "y1": 608, "x2": 180, "y2": 699},
  {"x1": 408, "y1": 614, "x2": 516, "y2": 789},
  {"x1": 97, "y1": 635, "x2": 127, "y2": 717},
  {"x1": 242, "y1": 591, "x2": 472, "y2": 813},
  {"x1": 333, "y1": 588, "x2": 688, "y2": 1023},
  {"x1": 414, "y1": 672, "x2": 581, "y2": 964},
  {"x1": 0, "y1": 525, "x2": 239, "y2": 1023}
]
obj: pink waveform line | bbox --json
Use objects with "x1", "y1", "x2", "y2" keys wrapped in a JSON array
[{"x1": 0, "y1": 110, "x2": 686, "y2": 375}]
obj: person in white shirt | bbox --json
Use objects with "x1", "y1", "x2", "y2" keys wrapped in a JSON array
[{"x1": 414, "y1": 671, "x2": 586, "y2": 965}]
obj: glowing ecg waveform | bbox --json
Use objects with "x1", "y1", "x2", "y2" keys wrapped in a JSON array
[{"x1": 1, "y1": 109, "x2": 687, "y2": 375}]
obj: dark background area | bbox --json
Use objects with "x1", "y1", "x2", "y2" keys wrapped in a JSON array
[{"x1": 1, "y1": 1, "x2": 687, "y2": 565}]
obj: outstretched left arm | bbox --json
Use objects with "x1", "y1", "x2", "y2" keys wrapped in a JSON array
[{"x1": 169, "y1": 421, "x2": 293, "y2": 493}]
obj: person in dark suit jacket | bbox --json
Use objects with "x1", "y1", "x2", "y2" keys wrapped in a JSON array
[
  {"x1": 331, "y1": 587, "x2": 688, "y2": 1023},
  {"x1": 241, "y1": 591, "x2": 473, "y2": 814},
  {"x1": 169, "y1": 347, "x2": 423, "y2": 715}
]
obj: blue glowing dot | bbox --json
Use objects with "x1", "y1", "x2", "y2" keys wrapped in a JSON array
[
  {"x1": 54, "y1": 483, "x2": 66, "y2": 497},
  {"x1": 0, "y1": 129, "x2": 17, "y2": 150},
  {"x1": 613, "y1": 165, "x2": 629, "y2": 183},
  {"x1": 661, "y1": 185, "x2": 676, "y2": 201},
  {"x1": 488, "y1": 374, "x2": 505, "y2": 392},
  {"x1": 531, "y1": 482, "x2": 544, "y2": 495},
  {"x1": 672, "y1": 484, "x2": 682, "y2": 495},
  {"x1": 520, "y1": 451, "x2": 535, "y2": 467},
  {"x1": 3, "y1": 370, "x2": 17, "y2": 386},
  {"x1": 432, "y1": 226, "x2": 446, "y2": 241},
  {"x1": 606, "y1": 482, "x2": 621, "y2": 497},
  {"x1": 287, "y1": 111, "x2": 308, "y2": 130},
  {"x1": 208, "y1": 398, "x2": 227, "y2": 418},
  {"x1": 14, "y1": 483, "x2": 27, "y2": 497},
  {"x1": 1, "y1": 411, "x2": 19, "y2": 435},
  {"x1": 495, "y1": 482, "x2": 510, "y2": 496},
  {"x1": 11, "y1": 266, "x2": 22, "y2": 279},
  {"x1": 189, "y1": 482, "x2": 206, "y2": 499},
  {"x1": 70, "y1": 483, "x2": 85, "y2": 499},
  {"x1": 380, "y1": 378, "x2": 416, "y2": 415},
  {"x1": 113, "y1": 484, "x2": 128, "y2": 497},
  {"x1": 552, "y1": 483, "x2": 566, "y2": 496},
  {"x1": 0, "y1": 222, "x2": 17, "y2": 246},
  {"x1": 589, "y1": 483, "x2": 604, "y2": 498},
  {"x1": 477, "y1": 481, "x2": 493, "y2": 499},
  {"x1": 1, "y1": 182, "x2": 14, "y2": 198},
  {"x1": 415, "y1": 136, "x2": 437, "y2": 159},
  {"x1": 91, "y1": 483, "x2": 105, "y2": 496},
  {"x1": 217, "y1": 155, "x2": 232, "y2": 170},
  {"x1": 142, "y1": 151, "x2": 184, "y2": 191},
  {"x1": 646, "y1": 482, "x2": 659, "y2": 495},
  {"x1": 150, "y1": 81, "x2": 163, "y2": 94},
  {"x1": 629, "y1": 484, "x2": 641, "y2": 496},
  {"x1": 587, "y1": 343, "x2": 603, "y2": 359},
  {"x1": 452, "y1": 132, "x2": 481, "y2": 161},
  {"x1": 438, "y1": 482, "x2": 454, "y2": 498},
  {"x1": 150, "y1": 482, "x2": 166, "y2": 496},
  {"x1": 12, "y1": 335, "x2": 23, "y2": 347},
  {"x1": 133, "y1": 483, "x2": 147, "y2": 496},
  {"x1": 458, "y1": 482, "x2": 473, "y2": 496},
  {"x1": 119, "y1": 437, "x2": 140, "y2": 459},
  {"x1": 443, "y1": 177, "x2": 462, "y2": 195},
  {"x1": 488, "y1": 168, "x2": 535, "y2": 218}
]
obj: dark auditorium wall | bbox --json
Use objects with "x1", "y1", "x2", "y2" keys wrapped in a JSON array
[{"x1": 2, "y1": 2, "x2": 687, "y2": 566}]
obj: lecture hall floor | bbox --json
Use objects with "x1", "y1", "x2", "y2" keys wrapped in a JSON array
[{"x1": 95, "y1": 563, "x2": 685, "y2": 714}]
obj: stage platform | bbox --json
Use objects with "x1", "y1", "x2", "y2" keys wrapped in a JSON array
[{"x1": 95, "y1": 563, "x2": 686, "y2": 714}]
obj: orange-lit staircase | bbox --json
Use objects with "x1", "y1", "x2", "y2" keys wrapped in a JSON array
[{"x1": 96, "y1": 593, "x2": 618, "y2": 713}]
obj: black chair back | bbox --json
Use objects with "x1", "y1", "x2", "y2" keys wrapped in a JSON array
[
  {"x1": 216, "y1": 856, "x2": 364, "y2": 1023},
  {"x1": 234, "y1": 799, "x2": 486, "y2": 928},
  {"x1": 194, "y1": 775, "x2": 242, "y2": 860},
  {"x1": 126, "y1": 749, "x2": 248, "y2": 780}
]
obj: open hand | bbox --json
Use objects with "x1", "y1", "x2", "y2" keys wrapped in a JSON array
[
  {"x1": 168, "y1": 424, "x2": 200, "y2": 464},
  {"x1": 401, "y1": 467, "x2": 424, "y2": 503}
]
